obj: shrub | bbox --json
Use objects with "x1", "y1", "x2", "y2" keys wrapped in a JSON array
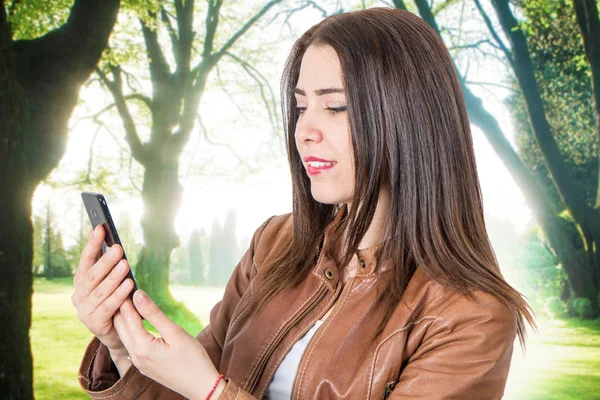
[
  {"x1": 545, "y1": 296, "x2": 568, "y2": 319},
  {"x1": 573, "y1": 297, "x2": 595, "y2": 319}
]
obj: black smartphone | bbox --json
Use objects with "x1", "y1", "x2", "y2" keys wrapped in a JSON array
[{"x1": 81, "y1": 191, "x2": 138, "y2": 298}]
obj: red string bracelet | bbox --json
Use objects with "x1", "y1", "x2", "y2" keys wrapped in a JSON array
[{"x1": 205, "y1": 374, "x2": 224, "y2": 400}]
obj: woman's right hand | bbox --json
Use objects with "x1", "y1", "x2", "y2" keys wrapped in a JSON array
[{"x1": 71, "y1": 225, "x2": 134, "y2": 356}]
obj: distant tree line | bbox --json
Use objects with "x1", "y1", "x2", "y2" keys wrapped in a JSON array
[
  {"x1": 170, "y1": 209, "x2": 244, "y2": 286},
  {"x1": 34, "y1": 204, "x2": 242, "y2": 287}
]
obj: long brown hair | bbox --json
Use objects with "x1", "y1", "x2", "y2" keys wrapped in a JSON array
[{"x1": 257, "y1": 7, "x2": 534, "y2": 344}]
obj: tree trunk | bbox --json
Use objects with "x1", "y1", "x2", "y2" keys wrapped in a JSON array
[
  {"x1": 135, "y1": 144, "x2": 183, "y2": 300},
  {"x1": 0, "y1": 1, "x2": 119, "y2": 397}
]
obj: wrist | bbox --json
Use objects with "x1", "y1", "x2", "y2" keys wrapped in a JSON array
[
  {"x1": 187, "y1": 371, "x2": 225, "y2": 400},
  {"x1": 107, "y1": 345, "x2": 128, "y2": 361},
  {"x1": 211, "y1": 378, "x2": 226, "y2": 399}
]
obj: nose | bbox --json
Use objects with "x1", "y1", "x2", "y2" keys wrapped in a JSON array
[{"x1": 295, "y1": 110, "x2": 323, "y2": 144}]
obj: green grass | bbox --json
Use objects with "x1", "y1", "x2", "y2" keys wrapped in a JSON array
[
  {"x1": 504, "y1": 318, "x2": 600, "y2": 399},
  {"x1": 32, "y1": 277, "x2": 92, "y2": 400},
  {"x1": 32, "y1": 278, "x2": 600, "y2": 399}
]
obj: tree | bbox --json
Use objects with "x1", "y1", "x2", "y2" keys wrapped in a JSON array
[
  {"x1": 219, "y1": 208, "x2": 238, "y2": 283},
  {"x1": 506, "y1": 0, "x2": 595, "y2": 311},
  {"x1": 0, "y1": 0, "x2": 119, "y2": 396},
  {"x1": 392, "y1": 0, "x2": 600, "y2": 315},
  {"x1": 189, "y1": 229, "x2": 206, "y2": 284},
  {"x1": 44, "y1": 202, "x2": 54, "y2": 280},
  {"x1": 484, "y1": 0, "x2": 600, "y2": 314},
  {"x1": 94, "y1": 0, "x2": 283, "y2": 303},
  {"x1": 209, "y1": 217, "x2": 223, "y2": 285}
]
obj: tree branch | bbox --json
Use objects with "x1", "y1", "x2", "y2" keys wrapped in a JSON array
[
  {"x1": 472, "y1": 0, "x2": 515, "y2": 69},
  {"x1": 393, "y1": 0, "x2": 409, "y2": 10},
  {"x1": 161, "y1": 6, "x2": 179, "y2": 64},
  {"x1": 213, "y1": 1, "x2": 283, "y2": 62},
  {"x1": 140, "y1": 17, "x2": 171, "y2": 84},
  {"x1": 196, "y1": 114, "x2": 256, "y2": 173},
  {"x1": 174, "y1": 0, "x2": 194, "y2": 73},
  {"x1": 76, "y1": 93, "x2": 153, "y2": 124},
  {"x1": 96, "y1": 66, "x2": 147, "y2": 165},
  {"x1": 201, "y1": 0, "x2": 222, "y2": 62},
  {"x1": 225, "y1": 51, "x2": 278, "y2": 135},
  {"x1": 214, "y1": 64, "x2": 249, "y2": 121}
]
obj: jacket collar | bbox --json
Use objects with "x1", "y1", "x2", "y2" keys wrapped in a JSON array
[{"x1": 311, "y1": 205, "x2": 392, "y2": 289}]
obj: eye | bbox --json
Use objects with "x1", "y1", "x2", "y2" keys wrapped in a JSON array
[
  {"x1": 295, "y1": 106, "x2": 307, "y2": 116},
  {"x1": 326, "y1": 106, "x2": 347, "y2": 114}
]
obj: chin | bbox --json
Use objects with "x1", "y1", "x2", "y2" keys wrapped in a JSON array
[{"x1": 310, "y1": 187, "x2": 350, "y2": 205}]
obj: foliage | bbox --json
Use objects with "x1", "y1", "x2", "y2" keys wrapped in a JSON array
[
  {"x1": 45, "y1": 232, "x2": 73, "y2": 278},
  {"x1": 7, "y1": 0, "x2": 161, "y2": 41},
  {"x1": 544, "y1": 296, "x2": 569, "y2": 319},
  {"x1": 169, "y1": 246, "x2": 190, "y2": 284},
  {"x1": 33, "y1": 204, "x2": 74, "y2": 278},
  {"x1": 6, "y1": 0, "x2": 72, "y2": 39},
  {"x1": 573, "y1": 297, "x2": 595, "y2": 319},
  {"x1": 506, "y1": 0, "x2": 598, "y2": 214},
  {"x1": 32, "y1": 215, "x2": 45, "y2": 274},
  {"x1": 513, "y1": 228, "x2": 568, "y2": 317}
]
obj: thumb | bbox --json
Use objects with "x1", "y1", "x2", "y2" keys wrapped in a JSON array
[{"x1": 133, "y1": 290, "x2": 180, "y2": 339}]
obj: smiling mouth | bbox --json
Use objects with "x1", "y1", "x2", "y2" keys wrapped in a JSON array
[{"x1": 305, "y1": 160, "x2": 336, "y2": 176}]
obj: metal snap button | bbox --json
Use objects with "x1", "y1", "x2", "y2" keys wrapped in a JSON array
[
  {"x1": 359, "y1": 258, "x2": 367, "y2": 268},
  {"x1": 324, "y1": 268, "x2": 334, "y2": 280}
]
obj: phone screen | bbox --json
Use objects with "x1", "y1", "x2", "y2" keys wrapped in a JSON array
[{"x1": 81, "y1": 191, "x2": 139, "y2": 297}]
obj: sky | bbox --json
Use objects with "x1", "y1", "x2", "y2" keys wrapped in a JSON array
[{"x1": 31, "y1": 1, "x2": 534, "y2": 260}]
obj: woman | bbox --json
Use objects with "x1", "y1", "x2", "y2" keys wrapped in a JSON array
[{"x1": 73, "y1": 8, "x2": 534, "y2": 399}]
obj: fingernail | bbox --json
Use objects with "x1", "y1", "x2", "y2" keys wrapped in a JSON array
[
  {"x1": 94, "y1": 225, "x2": 101, "y2": 235},
  {"x1": 117, "y1": 260, "x2": 126, "y2": 272},
  {"x1": 122, "y1": 278, "x2": 132, "y2": 290},
  {"x1": 135, "y1": 290, "x2": 147, "y2": 304}
]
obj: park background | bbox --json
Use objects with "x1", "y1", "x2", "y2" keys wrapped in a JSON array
[{"x1": 2, "y1": 0, "x2": 600, "y2": 399}]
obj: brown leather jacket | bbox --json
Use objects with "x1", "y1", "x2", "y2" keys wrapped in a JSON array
[{"x1": 79, "y1": 213, "x2": 517, "y2": 399}]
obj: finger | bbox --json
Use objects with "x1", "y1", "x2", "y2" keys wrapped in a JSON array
[
  {"x1": 78, "y1": 244, "x2": 124, "y2": 297},
  {"x1": 78, "y1": 225, "x2": 106, "y2": 272},
  {"x1": 132, "y1": 290, "x2": 181, "y2": 340},
  {"x1": 114, "y1": 309, "x2": 134, "y2": 352},
  {"x1": 120, "y1": 297, "x2": 153, "y2": 340},
  {"x1": 90, "y1": 277, "x2": 134, "y2": 323},
  {"x1": 88, "y1": 259, "x2": 131, "y2": 306}
]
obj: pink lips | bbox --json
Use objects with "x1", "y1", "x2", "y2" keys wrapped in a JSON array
[{"x1": 304, "y1": 156, "x2": 336, "y2": 176}]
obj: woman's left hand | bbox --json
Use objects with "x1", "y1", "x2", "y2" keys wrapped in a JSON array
[{"x1": 114, "y1": 290, "x2": 226, "y2": 400}]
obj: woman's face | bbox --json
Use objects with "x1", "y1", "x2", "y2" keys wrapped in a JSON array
[{"x1": 294, "y1": 44, "x2": 355, "y2": 206}]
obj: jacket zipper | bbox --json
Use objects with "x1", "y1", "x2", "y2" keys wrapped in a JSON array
[
  {"x1": 248, "y1": 286, "x2": 329, "y2": 395},
  {"x1": 288, "y1": 276, "x2": 349, "y2": 400},
  {"x1": 288, "y1": 329, "x2": 316, "y2": 400}
]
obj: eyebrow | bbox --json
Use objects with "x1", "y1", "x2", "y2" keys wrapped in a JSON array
[{"x1": 293, "y1": 87, "x2": 345, "y2": 96}]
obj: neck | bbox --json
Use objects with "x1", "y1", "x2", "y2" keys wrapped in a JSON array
[{"x1": 345, "y1": 186, "x2": 391, "y2": 249}]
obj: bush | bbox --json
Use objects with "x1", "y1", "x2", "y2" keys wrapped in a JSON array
[
  {"x1": 573, "y1": 297, "x2": 595, "y2": 319},
  {"x1": 545, "y1": 296, "x2": 569, "y2": 319}
]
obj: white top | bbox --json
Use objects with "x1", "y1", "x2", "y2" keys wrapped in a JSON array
[{"x1": 263, "y1": 320, "x2": 324, "y2": 399}]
